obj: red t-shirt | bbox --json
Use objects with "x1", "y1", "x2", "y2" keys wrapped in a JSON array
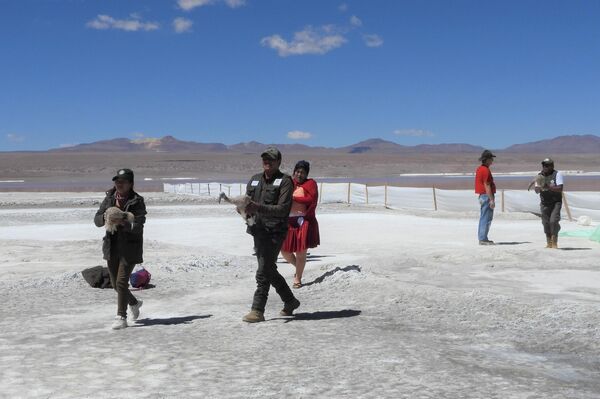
[{"x1": 475, "y1": 165, "x2": 496, "y2": 194}]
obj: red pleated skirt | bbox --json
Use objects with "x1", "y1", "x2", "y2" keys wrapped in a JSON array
[{"x1": 282, "y1": 216, "x2": 320, "y2": 253}]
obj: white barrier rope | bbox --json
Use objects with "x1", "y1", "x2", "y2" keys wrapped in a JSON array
[{"x1": 163, "y1": 182, "x2": 600, "y2": 221}]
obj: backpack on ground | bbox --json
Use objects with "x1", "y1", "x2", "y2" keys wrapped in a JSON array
[{"x1": 82, "y1": 266, "x2": 112, "y2": 289}]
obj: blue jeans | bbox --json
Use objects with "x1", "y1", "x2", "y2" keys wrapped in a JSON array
[{"x1": 478, "y1": 194, "x2": 494, "y2": 241}]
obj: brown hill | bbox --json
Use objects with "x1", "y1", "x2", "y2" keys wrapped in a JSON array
[
  {"x1": 50, "y1": 138, "x2": 139, "y2": 152},
  {"x1": 52, "y1": 136, "x2": 227, "y2": 153},
  {"x1": 339, "y1": 138, "x2": 410, "y2": 154},
  {"x1": 413, "y1": 143, "x2": 484, "y2": 153},
  {"x1": 502, "y1": 134, "x2": 600, "y2": 153}
]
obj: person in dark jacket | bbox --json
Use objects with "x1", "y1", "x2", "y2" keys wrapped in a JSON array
[
  {"x1": 94, "y1": 168, "x2": 147, "y2": 330},
  {"x1": 242, "y1": 147, "x2": 300, "y2": 323}
]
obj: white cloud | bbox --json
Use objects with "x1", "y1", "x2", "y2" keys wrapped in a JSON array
[
  {"x1": 86, "y1": 14, "x2": 159, "y2": 32},
  {"x1": 177, "y1": 0, "x2": 245, "y2": 11},
  {"x1": 321, "y1": 24, "x2": 340, "y2": 34},
  {"x1": 224, "y1": 0, "x2": 246, "y2": 8},
  {"x1": 287, "y1": 131, "x2": 313, "y2": 140},
  {"x1": 393, "y1": 129, "x2": 434, "y2": 138},
  {"x1": 350, "y1": 15, "x2": 362, "y2": 27},
  {"x1": 261, "y1": 26, "x2": 347, "y2": 57},
  {"x1": 59, "y1": 143, "x2": 78, "y2": 148},
  {"x1": 6, "y1": 134, "x2": 25, "y2": 143},
  {"x1": 178, "y1": 0, "x2": 214, "y2": 10},
  {"x1": 363, "y1": 33, "x2": 384, "y2": 47},
  {"x1": 338, "y1": 3, "x2": 348, "y2": 12},
  {"x1": 173, "y1": 17, "x2": 193, "y2": 33},
  {"x1": 132, "y1": 132, "x2": 146, "y2": 138}
]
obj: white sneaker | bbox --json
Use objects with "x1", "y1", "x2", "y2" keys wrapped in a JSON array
[
  {"x1": 130, "y1": 299, "x2": 143, "y2": 321},
  {"x1": 111, "y1": 316, "x2": 128, "y2": 330}
]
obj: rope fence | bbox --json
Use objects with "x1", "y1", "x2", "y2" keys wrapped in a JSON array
[{"x1": 163, "y1": 182, "x2": 600, "y2": 222}]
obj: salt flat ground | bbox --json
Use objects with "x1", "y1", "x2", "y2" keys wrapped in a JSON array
[{"x1": 1, "y1": 193, "x2": 599, "y2": 399}]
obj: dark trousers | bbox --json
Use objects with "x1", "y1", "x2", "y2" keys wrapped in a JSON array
[
  {"x1": 541, "y1": 201, "x2": 562, "y2": 236},
  {"x1": 251, "y1": 233, "x2": 295, "y2": 313},
  {"x1": 107, "y1": 252, "x2": 138, "y2": 318}
]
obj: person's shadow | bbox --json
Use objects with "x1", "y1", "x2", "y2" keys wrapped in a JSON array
[
  {"x1": 302, "y1": 265, "x2": 362, "y2": 287},
  {"x1": 279, "y1": 254, "x2": 336, "y2": 264},
  {"x1": 131, "y1": 283, "x2": 156, "y2": 291},
  {"x1": 558, "y1": 247, "x2": 592, "y2": 251},
  {"x1": 495, "y1": 241, "x2": 531, "y2": 246},
  {"x1": 271, "y1": 309, "x2": 361, "y2": 323},
  {"x1": 305, "y1": 254, "x2": 336, "y2": 263},
  {"x1": 133, "y1": 315, "x2": 212, "y2": 327},
  {"x1": 289, "y1": 309, "x2": 360, "y2": 321}
]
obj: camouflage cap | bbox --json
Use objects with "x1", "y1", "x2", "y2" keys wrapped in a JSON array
[{"x1": 261, "y1": 146, "x2": 282, "y2": 160}]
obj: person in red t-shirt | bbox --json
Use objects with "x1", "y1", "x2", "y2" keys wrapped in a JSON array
[
  {"x1": 475, "y1": 150, "x2": 496, "y2": 245},
  {"x1": 280, "y1": 160, "x2": 320, "y2": 288}
]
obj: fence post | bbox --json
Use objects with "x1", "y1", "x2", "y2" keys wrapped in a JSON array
[
  {"x1": 365, "y1": 185, "x2": 369, "y2": 204},
  {"x1": 207, "y1": 183, "x2": 210, "y2": 196},
  {"x1": 501, "y1": 190, "x2": 505, "y2": 212},
  {"x1": 219, "y1": 183, "x2": 222, "y2": 194},
  {"x1": 228, "y1": 186, "x2": 231, "y2": 196},
  {"x1": 319, "y1": 182, "x2": 323, "y2": 204},
  {"x1": 432, "y1": 186, "x2": 438, "y2": 211},
  {"x1": 384, "y1": 184, "x2": 388, "y2": 207},
  {"x1": 562, "y1": 191, "x2": 573, "y2": 221},
  {"x1": 347, "y1": 183, "x2": 351, "y2": 204}
]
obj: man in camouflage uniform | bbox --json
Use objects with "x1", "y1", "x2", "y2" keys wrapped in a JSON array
[{"x1": 534, "y1": 158, "x2": 564, "y2": 248}]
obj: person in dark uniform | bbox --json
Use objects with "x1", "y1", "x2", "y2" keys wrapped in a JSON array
[
  {"x1": 242, "y1": 147, "x2": 300, "y2": 323},
  {"x1": 94, "y1": 168, "x2": 147, "y2": 330},
  {"x1": 534, "y1": 158, "x2": 564, "y2": 249}
]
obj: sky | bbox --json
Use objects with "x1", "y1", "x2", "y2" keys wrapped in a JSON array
[{"x1": 1, "y1": 0, "x2": 600, "y2": 151}]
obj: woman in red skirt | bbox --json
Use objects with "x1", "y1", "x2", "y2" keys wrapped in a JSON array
[{"x1": 281, "y1": 160, "x2": 320, "y2": 288}]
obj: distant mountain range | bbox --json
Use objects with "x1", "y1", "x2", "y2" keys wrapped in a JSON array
[
  {"x1": 48, "y1": 134, "x2": 600, "y2": 154},
  {"x1": 502, "y1": 135, "x2": 600, "y2": 153}
]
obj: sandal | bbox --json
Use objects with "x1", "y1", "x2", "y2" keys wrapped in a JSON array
[{"x1": 293, "y1": 282, "x2": 303, "y2": 289}]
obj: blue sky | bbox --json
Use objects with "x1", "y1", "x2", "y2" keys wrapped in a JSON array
[{"x1": 1, "y1": 0, "x2": 600, "y2": 151}]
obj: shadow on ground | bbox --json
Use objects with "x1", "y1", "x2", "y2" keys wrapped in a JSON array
[
  {"x1": 306, "y1": 254, "x2": 336, "y2": 263},
  {"x1": 495, "y1": 241, "x2": 531, "y2": 245},
  {"x1": 559, "y1": 247, "x2": 592, "y2": 251},
  {"x1": 274, "y1": 309, "x2": 361, "y2": 323},
  {"x1": 131, "y1": 283, "x2": 156, "y2": 291},
  {"x1": 303, "y1": 265, "x2": 361, "y2": 287},
  {"x1": 279, "y1": 254, "x2": 336, "y2": 264},
  {"x1": 134, "y1": 315, "x2": 212, "y2": 327}
]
